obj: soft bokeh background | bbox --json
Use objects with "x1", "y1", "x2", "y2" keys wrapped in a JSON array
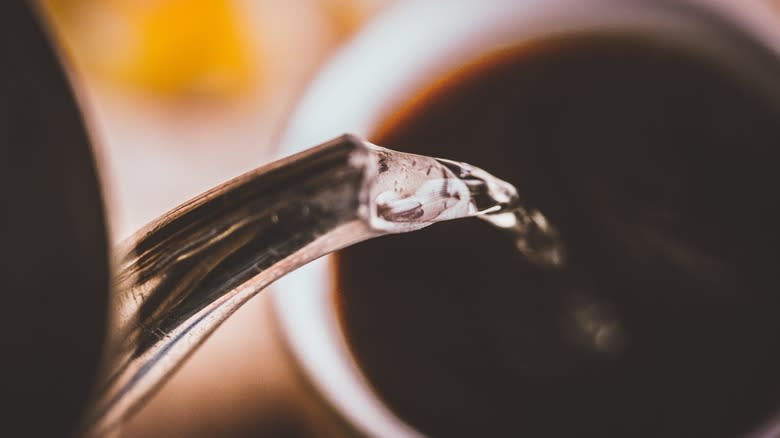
[
  {"x1": 39, "y1": 1, "x2": 394, "y2": 436},
  {"x1": 35, "y1": 0, "x2": 780, "y2": 436}
]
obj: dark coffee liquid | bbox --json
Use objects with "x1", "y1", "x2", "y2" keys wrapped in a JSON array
[{"x1": 336, "y1": 32, "x2": 780, "y2": 437}]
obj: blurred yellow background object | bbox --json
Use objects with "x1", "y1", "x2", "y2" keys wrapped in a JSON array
[
  {"x1": 40, "y1": 0, "x2": 393, "y2": 101},
  {"x1": 42, "y1": 0, "x2": 256, "y2": 99}
]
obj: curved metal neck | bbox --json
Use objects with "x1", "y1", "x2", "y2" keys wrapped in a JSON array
[
  {"x1": 82, "y1": 133, "x2": 529, "y2": 436},
  {"x1": 85, "y1": 135, "x2": 377, "y2": 436}
]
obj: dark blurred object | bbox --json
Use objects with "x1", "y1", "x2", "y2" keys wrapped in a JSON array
[
  {"x1": 0, "y1": 3, "x2": 109, "y2": 436},
  {"x1": 336, "y1": 9, "x2": 780, "y2": 438}
]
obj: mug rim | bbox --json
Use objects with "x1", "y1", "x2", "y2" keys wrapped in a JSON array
[{"x1": 272, "y1": 1, "x2": 780, "y2": 437}]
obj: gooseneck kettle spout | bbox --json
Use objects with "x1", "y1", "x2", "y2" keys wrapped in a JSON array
[{"x1": 83, "y1": 134, "x2": 534, "y2": 436}]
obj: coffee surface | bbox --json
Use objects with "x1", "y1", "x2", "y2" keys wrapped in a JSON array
[{"x1": 336, "y1": 33, "x2": 780, "y2": 437}]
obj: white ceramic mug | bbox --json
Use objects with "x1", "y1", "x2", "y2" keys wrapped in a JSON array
[{"x1": 272, "y1": 1, "x2": 780, "y2": 436}]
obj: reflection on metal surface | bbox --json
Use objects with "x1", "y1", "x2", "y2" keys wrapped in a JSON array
[{"x1": 83, "y1": 134, "x2": 526, "y2": 435}]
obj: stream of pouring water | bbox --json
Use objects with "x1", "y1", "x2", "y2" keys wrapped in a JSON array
[
  {"x1": 85, "y1": 135, "x2": 563, "y2": 435},
  {"x1": 363, "y1": 142, "x2": 565, "y2": 267}
]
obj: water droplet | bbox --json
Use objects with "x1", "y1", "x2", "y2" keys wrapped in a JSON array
[{"x1": 362, "y1": 141, "x2": 565, "y2": 267}]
